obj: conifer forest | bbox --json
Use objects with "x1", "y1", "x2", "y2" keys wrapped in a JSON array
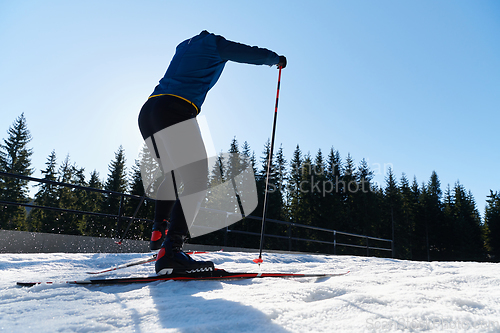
[{"x1": 2, "y1": 114, "x2": 500, "y2": 262}]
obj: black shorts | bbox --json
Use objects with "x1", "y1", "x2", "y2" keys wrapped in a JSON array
[{"x1": 138, "y1": 95, "x2": 198, "y2": 140}]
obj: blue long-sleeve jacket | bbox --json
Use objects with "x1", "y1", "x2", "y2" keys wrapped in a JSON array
[{"x1": 150, "y1": 31, "x2": 280, "y2": 112}]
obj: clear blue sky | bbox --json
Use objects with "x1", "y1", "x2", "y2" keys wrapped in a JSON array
[{"x1": 1, "y1": 0, "x2": 499, "y2": 215}]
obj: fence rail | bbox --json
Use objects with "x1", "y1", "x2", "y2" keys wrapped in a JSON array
[
  {"x1": 225, "y1": 215, "x2": 393, "y2": 256},
  {"x1": 0, "y1": 171, "x2": 153, "y2": 238},
  {"x1": 1, "y1": 171, "x2": 393, "y2": 257}
]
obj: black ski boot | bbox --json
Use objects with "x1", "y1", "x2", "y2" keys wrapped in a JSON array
[
  {"x1": 155, "y1": 233, "x2": 214, "y2": 275},
  {"x1": 150, "y1": 219, "x2": 168, "y2": 251}
]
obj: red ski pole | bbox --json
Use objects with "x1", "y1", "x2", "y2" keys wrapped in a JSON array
[{"x1": 254, "y1": 66, "x2": 283, "y2": 265}]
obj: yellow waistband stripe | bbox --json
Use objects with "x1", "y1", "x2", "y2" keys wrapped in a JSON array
[{"x1": 148, "y1": 94, "x2": 199, "y2": 113}]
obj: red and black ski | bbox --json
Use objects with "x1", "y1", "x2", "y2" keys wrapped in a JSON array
[{"x1": 17, "y1": 269, "x2": 349, "y2": 287}]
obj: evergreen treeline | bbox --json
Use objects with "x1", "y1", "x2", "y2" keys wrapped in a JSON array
[
  {"x1": 1, "y1": 114, "x2": 499, "y2": 261},
  {"x1": 211, "y1": 139, "x2": 489, "y2": 261}
]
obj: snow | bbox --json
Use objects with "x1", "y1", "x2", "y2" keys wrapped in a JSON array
[{"x1": 1, "y1": 251, "x2": 500, "y2": 332}]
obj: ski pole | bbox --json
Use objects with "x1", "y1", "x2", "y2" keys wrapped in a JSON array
[{"x1": 254, "y1": 66, "x2": 282, "y2": 264}]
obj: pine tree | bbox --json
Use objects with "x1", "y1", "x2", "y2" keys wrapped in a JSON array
[
  {"x1": 311, "y1": 149, "x2": 326, "y2": 225},
  {"x1": 357, "y1": 159, "x2": 373, "y2": 193},
  {"x1": 399, "y1": 173, "x2": 417, "y2": 260},
  {"x1": 210, "y1": 152, "x2": 226, "y2": 185},
  {"x1": 450, "y1": 183, "x2": 485, "y2": 260},
  {"x1": 241, "y1": 141, "x2": 256, "y2": 175},
  {"x1": 104, "y1": 146, "x2": 128, "y2": 194},
  {"x1": 383, "y1": 168, "x2": 402, "y2": 256},
  {"x1": 27, "y1": 150, "x2": 58, "y2": 232},
  {"x1": 72, "y1": 166, "x2": 88, "y2": 234},
  {"x1": 287, "y1": 145, "x2": 303, "y2": 249},
  {"x1": 239, "y1": 140, "x2": 259, "y2": 239},
  {"x1": 128, "y1": 159, "x2": 145, "y2": 199},
  {"x1": 226, "y1": 137, "x2": 247, "y2": 216},
  {"x1": 82, "y1": 170, "x2": 104, "y2": 236},
  {"x1": 124, "y1": 158, "x2": 154, "y2": 240},
  {"x1": 441, "y1": 184, "x2": 456, "y2": 259},
  {"x1": 411, "y1": 178, "x2": 428, "y2": 260},
  {"x1": 342, "y1": 153, "x2": 357, "y2": 234},
  {"x1": 226, "y1": 137, "x2": 242, "y2": 180},
  {"x1": 296, "y1": 152, "x2": 315, "y2": 251},
  {"x1": 95, "y1": 146, "x2": 128, "y2": 237},
  {"x1": 0, "y1": 113, "x2": 34, "y2": 230},
  {"x1": 53, "y1": 155, "x2": 81, "y2": 235},
  {"x1": 485, "y1": 191, "x2": 500, "y2": 261},
  {"x1": 416, "y1": 171, "x2": 443, "y2": 261},
  {"x1": 274, "y1": 145, "x2": 287, "y2": 220},
  {"x1": 325, "y1": 148, "x2": 345, "y2": 233},
  {"x1": 265, "y1": 145, "x2": 287, "y2": 249},
  {"x1": 355, "y1": 158, "x2": 377, "y2": 238},
  {"x1": 288, "y1": 145, "x2": 303, "y2": 219}
]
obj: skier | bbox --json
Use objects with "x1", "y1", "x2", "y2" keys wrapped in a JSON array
[{"x1": 138, "y1": 30, "x2": 286, "y2": 275}]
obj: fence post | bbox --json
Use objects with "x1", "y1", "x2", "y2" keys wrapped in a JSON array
[
  {"x1": 333, "y1": 231, "x2": 337, "y2": 255},
  {"x1": 366, "y1": 236, "x2": 369, "y2": 256}
]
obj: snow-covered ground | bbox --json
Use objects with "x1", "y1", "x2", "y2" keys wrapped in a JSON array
[{"x1": 1, "y1": 251, "x2": 500, "y2": 332}]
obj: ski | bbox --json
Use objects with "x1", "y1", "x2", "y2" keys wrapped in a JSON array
[
  {"x1": 86, "y1": 251, "x2": 210, "y2": 275},
  {"x1": 17, "y1": 269, "x2": 349, "y2": 287}
]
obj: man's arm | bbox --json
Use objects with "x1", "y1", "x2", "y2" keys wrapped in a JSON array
[{"x1": 216, "y1": 36, "x2": 281, "y2": 66}]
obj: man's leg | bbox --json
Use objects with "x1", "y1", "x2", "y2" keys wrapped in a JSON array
[
  {"x1": 152, "y1": 118, "x2": 213, "y2": 275},
  {"x1": 143, "y1": 136, "x2": 177, "y2": 250}
]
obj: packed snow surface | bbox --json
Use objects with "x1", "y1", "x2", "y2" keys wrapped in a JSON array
[{"x1": 1, "y1": 251, "x2": 500, "y2": 332}]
